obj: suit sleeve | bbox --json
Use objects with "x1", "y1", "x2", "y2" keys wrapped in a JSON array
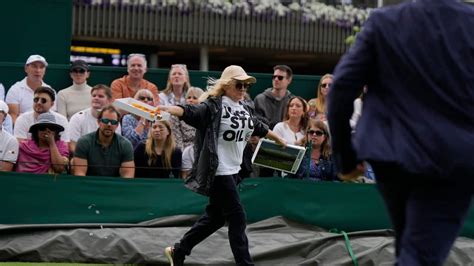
[{"x1": 327, "y1": 12, "x2": 378, "y2": 174}]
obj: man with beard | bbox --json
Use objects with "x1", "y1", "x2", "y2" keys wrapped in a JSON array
[
  {"x1": 14, "y1": 86, "x2": 69, "y2": 142},
  {"x1": 68, "y1": 84, "x2": 121, "y2": 153},
  {"x1": 73, "y1": 105, "x2": 134, "y2": 178}
]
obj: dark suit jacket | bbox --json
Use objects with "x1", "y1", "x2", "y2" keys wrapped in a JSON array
[{"x1": 328, "y1": 0, "x2": 474, "y2": 178}]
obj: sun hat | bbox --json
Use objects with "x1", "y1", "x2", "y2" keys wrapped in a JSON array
[
  {"x1": 29, "y1": 112, "x2": 64, "y2": 133},
  {"x1": 25, "y1": 54, "x2": 48, "y2": 67},
  {"x1": 219, "y1": 65, "x2": 256, "y2": 84}
]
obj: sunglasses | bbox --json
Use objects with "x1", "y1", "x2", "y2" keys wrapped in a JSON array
[
  {"x1": 321, "y1": 83, "x2": 332, "y2": 88},
  {"x1": 187, "y1": 96, "x2": 198, "y2": 100},
  {"x1": 272, "y1": 75, "x2": 285, "y2": 81},
  {"x1": 99, "y1": 118, "x2": 119, "y2": 125},
  {"x1": 308, "y1": 130, "x2": 325, "y2": 137},
  {"x1": 33, "y1": 97, "x2": 48, "y2": 104},
  {"x1": 138, "y1": 96, "x2": 153, "y2": 101},
  {"x1": 172, "y1": 64, "x2": 187, "y2": 70},
  {"x1": 71, "y1": 68, "x2": 86, "y2": 74},
  {"x1": 235, "y1": 83, "x2": 251, "y2": 91}
]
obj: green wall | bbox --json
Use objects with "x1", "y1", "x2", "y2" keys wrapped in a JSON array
[
  {"x1": 0, "y1": 0, "x2": 71, "y2": 64},
  {"x1": 0, "y1": 63, "x2": 321, "y2": 100}
]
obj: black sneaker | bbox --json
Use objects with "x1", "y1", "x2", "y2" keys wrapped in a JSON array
[{"x1": 164, "y1": 246, "x2": 184, "y2": 266}]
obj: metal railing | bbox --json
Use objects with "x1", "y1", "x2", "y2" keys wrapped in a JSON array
[{"x1": 72, "y1": 3, "x2": 352, "y2": 54}]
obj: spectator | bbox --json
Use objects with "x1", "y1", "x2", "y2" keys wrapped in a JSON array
[
  {"x1": 307, "y1": 98, "x2": 318, "y2": 120},
  {"x1": 68, "y1": 84, "x2": 120, "y2": 153},
  {"x1": 180, "y1": 144, "x2": 194, "y2": 179},
  {"x1": 349, "y1": 86, "x2": 367, "y2": 131},
  {"x1": 57, "y1": 60, "x2": 92, "y2": 120},
  {"x1": 273, "y1": 96, "x2": 309, "y2": 145},
  {"x1": 14, "y1": 86, "x2": 69, "y2": 142},
  {"x1": 16, "y1": 112, "x2": 69, "y2": 174},
  {"x1": 170, "y1": 86, "x2": 203, "y2": 150},
  {"x1": 159, "y1": 64, "x2": 190, "y2": 106},
  {"x1": 0, "y1": 82, "x2": 4, "y2": 100},
  {"x1": 111, "y1": 53, "x2": 159, "y2": 102},
  {"x1": 0, "y1": 101, "x2": 18, "y2": 171},
  {"x1": 238, "y1": 135, "x2": 261, "y2": 178},
  {"x1": 290, "y1": 120, "x2": 337, "y2": 181},
  {"x1": 121, "y1": 88, "x2": 154, "y2": 148},
  {"x1": 0, "y1": 100, "x2": 13, "y2": 135},
  {"x1": 253, "y1": 64, "x2": 293, "y2": 129},
  {"x1": 6, "y1": 55, "x2": 52, "y2": 123},
  {"x1": 311, "y1": 73, "x2": 333, "y2": 121},
  {"x1": 134, "y1": 120, "x2": 182, "y2": 178},
  {"x1": 73, "y1": 105, "x2": 134, "y2": 178}
]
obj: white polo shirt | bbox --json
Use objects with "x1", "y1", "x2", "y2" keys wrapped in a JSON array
[
  {"x1": 14, "y1": 111, "x2": 69, "y2": 142},
  {"x1": 5, "y1": 77, "x2": 54, "y2": 115},
  {"x1": 68, "y1": 107, "x2": 121, "y2": 142}
]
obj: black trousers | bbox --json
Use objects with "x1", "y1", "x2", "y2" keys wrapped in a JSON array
[
  {"x1": 174, "y1": 174, "x2": 254, "y2": 266},
  {"x1": 371, "y1": 161, "x2": 473, "y2": 266}
]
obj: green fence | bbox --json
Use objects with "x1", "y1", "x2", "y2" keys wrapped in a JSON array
[
  {"x1": 0, "y1": 62, "x2": 321, "y2": 100},
  {"x1": 1, "y1": 172, "x2": 474, "y2": 238}
]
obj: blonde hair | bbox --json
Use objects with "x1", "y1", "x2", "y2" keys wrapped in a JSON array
[
  {"x1": 144, "y1": 120, "x2": 176, "y2": 169},
  {"x1": 134, "y1": 88, "x2": 154, "y2": 100},
  {"x1": 199, "y1": 78, "x2": 233, "y2": 102},
  {"x1": 315, "y1": 73, "x2": 333, "y2": 114},
  {"x1": 186, "y1": 86, "x2": 204, "y2": 99},
  {"x1": 162, "y1": 65, "x2": 191, "y2": 96},
  {"x1": 302, "y1": 120, "x2": 332, "y2": 159}
]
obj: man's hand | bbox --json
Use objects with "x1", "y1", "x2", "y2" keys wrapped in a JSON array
[{"x1": 338, "y1": 163, "x2": 365, "y2": 181}]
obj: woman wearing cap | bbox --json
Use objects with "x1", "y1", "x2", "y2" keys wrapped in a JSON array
[
  {"x1": 159, "y1": 65, "x2": 286, "y2": 266},
  {"x1": 16, "y1": 112, "x2": 69, "y2": 174}
]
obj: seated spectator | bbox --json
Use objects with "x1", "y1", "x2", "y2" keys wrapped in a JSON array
[
  {"x1": 111, "y1": 53, "x2": 159, "y2": 102},
  {"x1": 121, "y1": 88, "x2": 155, "y2": 148},
  {"x1": 238, "y1": 136, "x2": 261, "y2": 178},
  {"x1": 350, "y1": 85, "x2": 367, "y2": 131},
  {"x1": 57, "y1": 60, "x2": 92, "y2": 120},
  {"x1": 273, "y1": 96, "x2": 309, "y2": 145},
  {"x1": 310, "y1": 73, "x2": 333, "y2": 122},
  {"x1": 6, "y1": 55, "x2": 52, "y2": 123},
  {"x1": 0, "y1": 82, "x2": 4, "y2": 100},
  {"x1": 289, "y1": 120, "x2": 337, "y2": 181},
  {"x1": 134, "y1": 120, "x2": 182, "y2": 178},
  {"x1": 181, "y1": 144, "x2": 194, "y2": 179},
  {"x1": 159, "y1": 64, "x2": 190, "y2": 106},
  {"x1": 14, "y1": 86, "x2": 69, "y2": 142},
  {"x1": 69, "y1": 84, "x2": 120, "y2": 153},
  {"x1": 73, "y1": 105, "x2": 134, "y2": 178},
  {"x1": 0, "y1": 101, "x2": 18, "y2": 171},
  {"x1": 16, "y1": 112, "x2": 69, "y2": 174},
  {"x1": 0, "y1": 100, "x2": 13, "y2": 134},
  {"x1": 170, "y1": 86, "x2": 204, "y2": 150},
  {"x1": 307, "y1": 98, "x2": 318, "y2": 120}
]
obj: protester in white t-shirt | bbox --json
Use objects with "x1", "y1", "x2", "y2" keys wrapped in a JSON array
[
  {"x1": 68, "y1": 84, "x2": 120, "y2": 153},
  {"x1": 159, "y1": 65, "x2": 286, "y2": 266},
  {"x1": 0, "y1": 101, "x2": 19, "y2": 171},
  {"x1": 5, "y1": 55, "x2": 53, "y2": 123},
  {"x1": 14, "y1": 87, "x2": 69, "y2": 142}
]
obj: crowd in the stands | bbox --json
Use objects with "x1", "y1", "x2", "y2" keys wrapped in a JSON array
[{"x1": 0, "y1": 54, "x2": 373, "y2": 182}]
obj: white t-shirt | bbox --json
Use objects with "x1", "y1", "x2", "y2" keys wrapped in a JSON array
[
  {"x1": 216, "y1": 96, "x2": 254, "y2": 176},
  {"x1": 273, "y1": 122, "x2": 305, "y2": 145},
  {"x1": 68, "y1": 107, "x2": 121, "y2": 142},
  {"x1": 14, "y1": 111, "x2": 69, "y2": 142},
  {"x1": 5, "y1": 77, "x2": 53, "y2": 115},
  {"x1": 182, "y1": 144, "x2": 194, "y2": 171},
  {"x1": 0, "y1": 130, "x2": 19, "y2": 163}
]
